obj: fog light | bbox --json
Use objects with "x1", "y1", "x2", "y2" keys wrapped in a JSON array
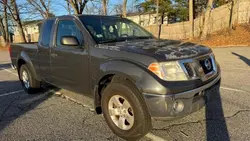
[{"x1": 173, "y1": 100, "x2": 184, "y2": 113}]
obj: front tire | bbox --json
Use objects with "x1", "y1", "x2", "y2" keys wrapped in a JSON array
[
  {"x1": 101, "y1": 80, "x2": 152, "y2": 140},
  {"x1": 19, "y1": 64, "x2": 41, "y2": 94}
]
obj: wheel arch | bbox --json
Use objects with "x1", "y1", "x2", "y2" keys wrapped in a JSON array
[
  {"x1": 16, "y1": 51, "x2": 41, "y2": 81},
  {"x1": 94, "y1": 72, "x2": 139, "y2": 115},
  {"x1": 93, "y1": 60, "x2": 150, "y2": 114}
]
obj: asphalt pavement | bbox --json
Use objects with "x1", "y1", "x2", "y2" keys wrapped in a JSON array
[{"x1": 0, "y1": 47, "x2": 250, "y2": 141}]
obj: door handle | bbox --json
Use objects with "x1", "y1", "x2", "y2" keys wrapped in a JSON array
[{"x1": 51, "y1": 53, "x2": 58, "y2": 57}]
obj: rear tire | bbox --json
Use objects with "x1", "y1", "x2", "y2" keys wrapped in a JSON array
[
  {"x1": 101, "y1": 79, "x2": 152, "y2": 140},
  {"x1": 19, "y1": 64, "x2": 41, "y2": 94}
]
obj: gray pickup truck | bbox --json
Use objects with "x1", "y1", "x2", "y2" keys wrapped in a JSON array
[{"x1": 10, "y1": 15, "x2": 221, "y2": 140}]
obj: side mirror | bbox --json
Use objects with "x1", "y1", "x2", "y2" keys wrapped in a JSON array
[{"x1": 61, "y1": 36, "x2": 79, "y2": 46}]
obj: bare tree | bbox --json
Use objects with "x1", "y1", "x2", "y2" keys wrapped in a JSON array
[
  {"x1": 65, "y1": 0, "x2": 72, "y2": 15},
  {"x1": 67, "y1": 0, "x2": 89, "y2": 15},
  {"x1": 57, "y1": 0, "x2": 72, "y2": 15},
  {"x1": 201, "y1": 0, "x2": 214, "y2": 40},
  {"x1": 27, "y1": 0, "x2": 53, "y2": 19},
  {"x1": 114, "y1": 4, "x2": 123, "y2": 15},
  {"x1": 0, "y1": 0, "x2": 8, "y2": 43},
  {"x1": 3, "y1": 0, "x2": 9, "y2": 42},
  {"x1": 122, "y1": 0, "x2": 127, "y2": 17},
  {"x1": 85, "y1": 1, "x2": 98, "y2": 14},
  {"x1": 102, "y1": 0, "x2": 107, "y2": 15},
  {"x1": 0, "y1": 15, "x2": 7, "y2": 42},
  {"x1": 9, "y1": 0, "x2": 26, "y2": 42}
]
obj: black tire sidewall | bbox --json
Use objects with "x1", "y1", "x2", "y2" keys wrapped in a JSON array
[
  {"x1": 101, "y1": 82, "x2": 151, "y2": 140},
  {"x1": 19, "y1": 65, "x2": 36, "y2": 93}
]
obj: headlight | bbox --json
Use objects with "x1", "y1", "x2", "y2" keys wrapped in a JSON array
[{"x1": 148, "y1": 61, "x2": 188, "y2": 81}]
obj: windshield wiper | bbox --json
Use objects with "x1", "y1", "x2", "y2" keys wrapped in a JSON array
[
  {"x1": 99, "y1": 36, "x2": 153, "y2": 44},
  {"x1": 99, "y1": 38, "x2": 127, "y2": 44},
  {"x1": 134, "y1": 36, "x2": 153, "y2": 39}
]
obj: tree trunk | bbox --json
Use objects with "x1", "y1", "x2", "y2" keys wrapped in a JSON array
[
  {"x1": 201, "y1": 0, "x2": 214, "y2": 40},
  {"x1": 156, "y1": 0, "x2": 159, "y2": 26},
  {"x1": 158, "y1": 14, "x2": 164, "y2": 39},
  {"x1": 156, "y1": 0, "x2": 160, "y2": 39},
  {"x1": 189, "y1": 0, "x2": 194, "y2": 39},
  {"x1": 69, "y1": 0, "x2": 88, "y2": 15},
  {"x1": 4, "y1": 2, "x2": 9, "y2": 43},
  {"x1": 122, "y1": 0, "x2": 127, "y2": 17},
  {"x1": 40, "y1": 0, "x2": 50, "y2": 18},
  {"x1": 69, "y1": 0, "x2": 79, "y2": 14},
  {"x1": 10, "y1": 0, "x2": 26, "y2": 42},
  {"x1": 0, "y1": 16, "x2": 7, "y2": 43},
  {"x1": 229, "y1": 0, "x2": 235, "y2": 30}
]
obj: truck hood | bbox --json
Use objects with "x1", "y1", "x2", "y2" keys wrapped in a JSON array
[{"x1": 99, "y1": 39, "x2": 212, "y2": 61}]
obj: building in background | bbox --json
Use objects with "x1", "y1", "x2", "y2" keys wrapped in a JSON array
[
  {"x1": 13, "y1": 20, "x2": 41, "y2": 43},
  {"x1": 126, "y1": 12, "x2": 168, "y2": 26}
]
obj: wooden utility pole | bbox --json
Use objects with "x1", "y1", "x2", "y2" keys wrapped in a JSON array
[{"x1": 189, "y1": 0, "x2": 194, "y2": 39}]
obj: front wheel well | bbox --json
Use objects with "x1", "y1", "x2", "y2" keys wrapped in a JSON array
[
  {"x1": 95, "y1": 74, "x2": 114, "y2": 114},
  {"x1": 95, "y1": 74, "x2": 137, "y2": 114},
  {"x1": 17, "y1": 59, "x2": 26, "y2": 72}
]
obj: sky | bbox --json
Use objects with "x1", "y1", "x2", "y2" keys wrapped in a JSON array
[{"x1": 18, "y1": 0, "x2": 144, "y2": 21}]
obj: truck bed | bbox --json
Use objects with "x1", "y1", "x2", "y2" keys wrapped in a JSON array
[
  {"x1": 12, "y1": 42, "x2": 38, "y2": 49},
  {"x1": 10, "y1": 43, "x2": 38, "y2": 68}
]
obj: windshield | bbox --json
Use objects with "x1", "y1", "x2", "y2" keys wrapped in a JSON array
[{"x1": 79, "y1": 15, "x2": 154, "y2": 44}]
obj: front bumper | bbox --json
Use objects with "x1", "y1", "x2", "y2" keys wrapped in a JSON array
[{"x1": 143, "y1": 73, "x2": 221, "y2": 119}]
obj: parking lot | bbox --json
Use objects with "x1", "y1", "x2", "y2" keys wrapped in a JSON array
[{"x1": 0, "y1": 47, "x2": 250, "y2": 141}]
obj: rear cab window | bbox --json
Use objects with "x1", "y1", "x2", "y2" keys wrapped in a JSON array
[{"x1": 39, "y1": 19, "x2": 55, "y2": 47}]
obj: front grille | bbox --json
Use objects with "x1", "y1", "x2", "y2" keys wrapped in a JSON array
[
  {"x1": 199, "y1": 57, "x2": 213, "y2": 74},
  {"x1": 183, "y1": 63, "x2": 194, "y2": 77},
  {"x1": 180, "y1": 54, "x2": 217, "y2": 81}
]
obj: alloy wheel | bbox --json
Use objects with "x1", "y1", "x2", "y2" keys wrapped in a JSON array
[
  {"x1": 108, "y1": 95, "x2": 134, "y2": 130},
  {"x1": 22, "y1": 70, "x2": 30, "y2": 89}
]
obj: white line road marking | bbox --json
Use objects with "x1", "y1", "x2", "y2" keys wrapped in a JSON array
[
  {"x1": 232, "y1": 68, "x2": 250, "y2": 71},
  {"x1": 146, "y1": 133, "x2": 166, "y2": 141},
  {"x1": 219, "y1": 65, "x2": 250, "y2": 71},
  {"x1": 0, "y1": 89, "x2": 59, "y2": 98},
  {"x1": 220, "y1": 86, "x2": 247, "y2": 93},
  {"x1": 0, "y1": 67, "x2": 18, "y2": 76},
  {"x1": 223, "y1": 68, "x2": 250, "y2": 71},
  {"x1": 0, "y1": 90, "x2": 24, "y2": 97}
]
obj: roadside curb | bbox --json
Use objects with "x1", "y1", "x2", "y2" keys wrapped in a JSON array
[{"x1": 54, "y1": 90, "x2": 95, "y2": 112}]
